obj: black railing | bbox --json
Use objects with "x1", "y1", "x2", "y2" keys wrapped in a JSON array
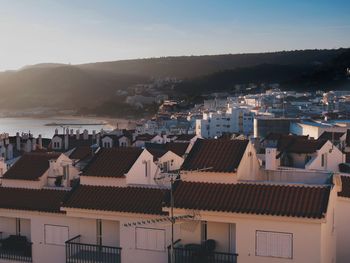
[
  {"x1": 0, "y1": 236, "x2": 32, "y2": 262},
  {"x1": 65, "y1": 235, "x2": 122, "y2": 263},
  {"x1": 168, "y1": 247, "x2": 238, "y2": 263}
]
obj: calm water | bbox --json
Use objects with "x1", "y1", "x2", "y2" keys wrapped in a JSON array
[{"x1": 0, "y1": 117, "x2": 117, "y2": 138}]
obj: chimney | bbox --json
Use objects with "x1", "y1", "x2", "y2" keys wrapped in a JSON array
[
  {"x1": 92, "y1": 130, "x2": 96, "y2": 140},
  {"x1": 55, "y1": 128, "x2": 58, "y2": 135},
  {"x1": 38, "y1": 135, "x2": 43, "y2": 149},
  {"x1": 64, "y1": 134, "x2": 69, "y2": 150},
  {"x1": 100, "y1": 129, "x2": 105, "y2": 136},
  {"x1": 83, "y1": 129, "x2": 89, "y2": 140},
  {"x1": 70, "y1": 129, "x2": 74, "y2": 136},
  {"x1": 96, "y1": 134, "x2": 101, "y2": 146},
  {"x1": 265, "y1": 148, "x2": 279, "y2": 170},
  {"x1": 76, "y1": 130, "x2": 80, "y2": 140},
  {"x1": 16, "y1": 132, "x2": 21, "y2": 151},
  {"x1": 32, "y1": 138, "x2": 37, "y2": 151},
  {"x1": 66, "y1": 128, "x2": 69, "y2": 135},
  {"x1": 0, "y1": 157, "x2": 7, "y2": 176}
]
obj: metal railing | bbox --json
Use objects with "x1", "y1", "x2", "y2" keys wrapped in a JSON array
[
  {"x1": 169, "y1": 246, "x2": 238, "y2": 263},
  {"x1": 0, "y1": 241, "x2": 32, "y2": 262},
  {"x1": 65, "y1": 235, "x2": 122, "y2": 263}
]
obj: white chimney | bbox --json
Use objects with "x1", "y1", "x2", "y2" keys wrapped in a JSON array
[
  {"x1": 83, "y1": 129, "x2": 89, "y2": 140},
  {"x1": 76, "y1": 130, "x2": 80, "y2": 140},
  {"x1": 96, "y1": 134, "x2": 101, "y2": 146},
  {"x1": 0, "y1": 157, "x2": 7, "y2": 176},
  {"x1": 38, "y1": 135, "x2": 43, "y2": 149},
  {"x1": 265, "y1": 148, "x2": 279, "y2": 170},
  {"x1": 64, "y1": 134, "x2": 69, "y2": 150},
  {"x1": 32, "y1": 138, "x2": 37, "y2": 151},
  {"x1": 16, "y1": 132, "x2": 21, "y2": 151}
]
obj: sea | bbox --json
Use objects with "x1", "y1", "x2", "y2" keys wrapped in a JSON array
[{"x1": 0, "y1": 117, "x2": 120, "y2": 138}]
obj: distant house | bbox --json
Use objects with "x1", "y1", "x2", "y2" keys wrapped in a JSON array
[
  {"x1": 1, "y1": 152, "x2": 79, "y2": 189},
  {"x1": 181, "y1": 139, "x2": 261, "y2": 183},
  {"x1": 166, "y1": 180, "x2": 336, "y2": 263},
  {"x1": 50, "y1": 129, "x2": 99, "y2": 152},
  {"x1": 133, "y1": 134, "x2": 164, "y2": 147}
]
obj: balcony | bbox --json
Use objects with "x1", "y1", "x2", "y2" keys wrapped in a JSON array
[
  {"x1": 168, "y1": 240, "x2": 238, "y2": 263},
  {"x1": 65, "y1": 235, "x2": 121, "y2": 263},
  {"x1": 0, "y1": 234, "x2": 32, "y2": 262}
]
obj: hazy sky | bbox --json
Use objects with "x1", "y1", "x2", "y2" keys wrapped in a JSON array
[{"x1": 0, "y1": 0, "x2": 349, "y2": 71}]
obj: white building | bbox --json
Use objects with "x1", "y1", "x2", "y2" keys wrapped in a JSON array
[{"x1": 196, "y1": 106, "x2": 254, "y2": 138}]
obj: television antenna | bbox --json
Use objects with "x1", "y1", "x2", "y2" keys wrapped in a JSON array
[{"x1": 123, "y1": 166, "x2": 212, "y2": 263}]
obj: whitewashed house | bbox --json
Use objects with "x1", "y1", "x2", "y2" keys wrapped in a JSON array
[{"x1": 181, "y1": 139, "x2": 261, "y2": 183}]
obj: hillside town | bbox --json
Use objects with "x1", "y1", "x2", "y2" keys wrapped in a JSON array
[{"x1": 0, "y1": 89, "x2": 348, "y2": 263}]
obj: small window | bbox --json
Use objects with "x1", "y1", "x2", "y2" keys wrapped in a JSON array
[
  {"x1": 256, "y1": 230, "x2": 293, "y2": 259},
  {"x1": 135, "y1": 227, "x2": 165, "y2": 251},
  {"x1": 63, "y1": 165, "x2": 69, "y2": 180},
  {"x1": 45, "y1": 225, "x2": 69, "y2": 246}
]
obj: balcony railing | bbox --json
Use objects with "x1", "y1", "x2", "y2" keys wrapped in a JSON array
[
  {"x1": 0, "y1": 235, "x2": 32, "y2": 262},
  {"x1": 65, "y1": 235, "x2": 121, "y2": 263},
  {"x1": 168, "y1": 243, "x2": 238, "y2": 263}
]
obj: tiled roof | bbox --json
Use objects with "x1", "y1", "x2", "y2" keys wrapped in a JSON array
[
  {"x1": 170, "y1": 181, "x2": 330, "y2": 219},
  {"x1": 0, "y1": 187, "x2": 68, "y2": 213},
  {"x1": 2, "y1": 152, "x2": 61, "y2": 181},
  {"x1": 63, "y1": 185, "x2": 167, "y2": 215},
  {"x1": 318, "y1": 131, "x2": 345, "y2": 142},
  {"x1": 69, "y1": 146, "x2": 93, "y2": 161},
  {"x1": 135, "y1": 134, "x2": 156, "y2": 141},
  {"x1": 146, "y1": 142, "x2": 189, "y2": 159},
  {"x1": 166, "y1": 142, "x2": 189, "y2": 157},
  {"x1": 346, "y1": 129, "x2": 350, "y2": 147},
  {"x1": 174, "y1": 134, "x2": 196, "y2": 141},
  {"x1": 82, "y1": 148, "x2": 143, "y2": 177},
  {"x1": 276, "y1": 137, "x2": 327, "y2": 157},
  {"x1": 276, "y1": 135, "x2": 309, "y2": 151},
  {"x1": 50, "y1": 134, "x2": 98, "y2": 150},
  {"x1": 181, "y1": 139, "x2": 248, "y2": 172},
  {"x1": 338, "y1": 175, "x2": 350, "y2": 198}
]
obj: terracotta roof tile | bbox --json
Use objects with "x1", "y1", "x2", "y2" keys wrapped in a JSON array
[
  {"x1": 338, "y1": 175, "x2": 350, "y2": 198},
  {"x1": 171, "y1": 181, "x2": 330, "y2": 219},
  {"x1": 174, "y1": 134, "x2": 196, "y2": 142},
  {"x1": 3, "y1": 152, "x2": 61, "y2": 181},
  {"x1": 0, "y1": 187, "x2": 68, "y2": 213},
  {"x1": 318, "y1": 131, "x2": 345, "y2": 142},
  {"x1": 82, "y1": 148, "x2": 143, "y2": 178},
  {"x1": 181, "y1": 139, "x2": 248, "y2": 172},
  {"x1": 69, "y1": 146, "x2": 93, "y2": 161},
  {"x1": 63, "y1": 185, "x2": 167, "y2": 215}
]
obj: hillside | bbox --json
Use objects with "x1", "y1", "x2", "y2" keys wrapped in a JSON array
[
  {"x1": 0, "y1": 48, "x2": 349, "y2": 115},
  {"x1": 175, "y1": 49, "x2": 350, "y2": 96}
]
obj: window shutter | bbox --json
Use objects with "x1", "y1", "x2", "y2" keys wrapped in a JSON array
[{"x1": 256, "y1": 231, "x2": 292, "y2": 259}]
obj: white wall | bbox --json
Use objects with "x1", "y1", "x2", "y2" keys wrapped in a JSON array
[
  {"x1": 158, "y1": 151, "x2": 184, "y2": 172},
  {"x1": 126, "y1": 150, "x2": 160, "y2": 186},
  {"x1": 306, "y1": 141, "x2": 344, "y2": 172}
]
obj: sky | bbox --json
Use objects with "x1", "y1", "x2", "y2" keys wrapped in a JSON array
[{"x1": 0, "y1": 0, "x2": 349, "y2": 71}]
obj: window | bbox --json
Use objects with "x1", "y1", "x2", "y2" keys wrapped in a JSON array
[
  {"x1": 44, "y1": 225, "x2": 69, "y2": 246},
  {"x1": 135, "y1": 227, "x2": 165, "y2": 251},
  {"x1": 63, "y1": 165, "x2": 69, "y2": 181},
  {"x1": 256, "y1": 231, "x2": 293, "y2": 259},
  {"x1": 321, "y1": 153, "x2": 326, "y2": 167}
]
